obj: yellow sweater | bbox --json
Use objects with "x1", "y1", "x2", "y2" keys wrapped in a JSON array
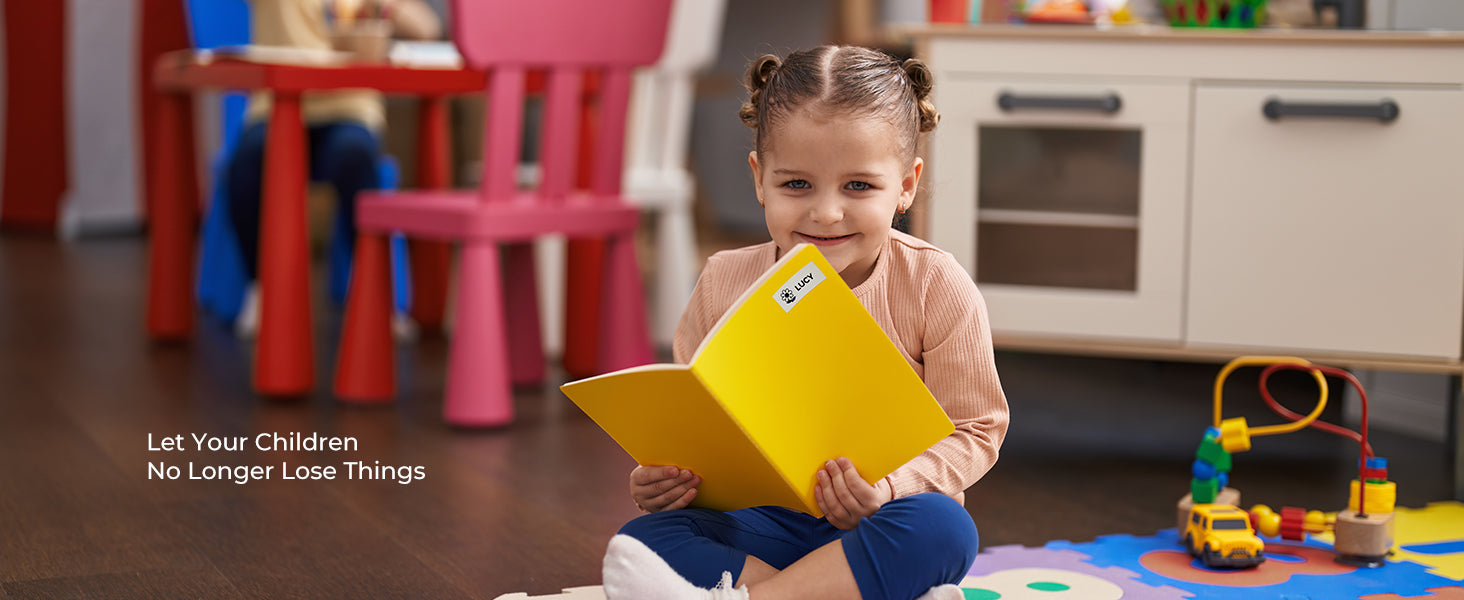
[
  {"x1": 673, "y1": 229, "x2": 1010, "y2": 500},
  {"x1": 244, "y1": 0, "x2": 385, "y2": 130}
]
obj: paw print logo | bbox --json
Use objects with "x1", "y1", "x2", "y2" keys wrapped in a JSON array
[{"x1": 779, "y1": 289, "x2": 797, "y2": 304}]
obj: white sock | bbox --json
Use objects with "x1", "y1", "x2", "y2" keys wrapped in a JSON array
[
  {"x1": 235, "y1": 283, "x2": 260, "y2": 339},
  {"x1": 602, "y1": 535, "x2": 748, "y2": 600},
  {"x1": 392, "y1": 312, "x2": 418, "y2": 342},
  {"x1": 914, "y1": 584, "x2": 964, "y2": 600}
]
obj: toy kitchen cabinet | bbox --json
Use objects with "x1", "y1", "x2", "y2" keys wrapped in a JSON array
[
  {"x1": 912, "y1": 25, "x2": 1464, "y2": 367},
  {"x1": 911, "y1": 25, "x2": 1464, "y2": 499}
]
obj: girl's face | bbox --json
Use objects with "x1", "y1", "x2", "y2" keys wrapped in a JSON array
[{"x1": 749, "y1": 109, "x2": 922, "y2": 288}]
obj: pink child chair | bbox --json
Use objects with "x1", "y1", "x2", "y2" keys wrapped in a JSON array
[{"x1": 335, "y1": 0, "x2": 668, "y2": 426}]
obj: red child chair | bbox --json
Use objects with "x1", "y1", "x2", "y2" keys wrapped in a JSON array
[{"x1": 335, "y1": 0, "x2": 668, "y2": 426}]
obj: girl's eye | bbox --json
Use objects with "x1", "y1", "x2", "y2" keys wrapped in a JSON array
[
  {"x1": 783, "y1": 180, "x2": 811, "y2": 190},
  {"x1": 846, "y1": 181, "x2": 872, "y2": 192}
]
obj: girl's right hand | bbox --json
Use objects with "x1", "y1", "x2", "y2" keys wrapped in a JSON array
[{"x1": 629, "y1": 465, "x2": 701, "y2": 512}]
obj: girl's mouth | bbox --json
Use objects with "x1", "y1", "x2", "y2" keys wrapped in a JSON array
[{"x1": 799, "y1": 233, "x2": 854, "y2": 245}]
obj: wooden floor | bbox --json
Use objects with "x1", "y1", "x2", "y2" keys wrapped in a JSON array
[{"x1": 0, "y1": 234, "x2": 1455, "y2": 598}]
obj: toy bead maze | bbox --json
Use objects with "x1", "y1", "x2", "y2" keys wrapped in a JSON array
[{"x1": 956, "y1": 356, "x2": 1462, "y2": 600}]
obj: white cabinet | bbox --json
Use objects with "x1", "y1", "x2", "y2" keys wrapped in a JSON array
[
  {"x1": 931, "y1": 77, "x2": 1190, "y2": 342},
  {"x1": 1187, "y1": 84, "x2": 1464, "y2": 360},
  {"x1": 915, "y1": 26, "x2": 1464, "y2": 366}
]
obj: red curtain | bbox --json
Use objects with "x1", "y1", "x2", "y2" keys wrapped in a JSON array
[{"x1": 1, "y1": 2, "x2": 67, "y2": 231}]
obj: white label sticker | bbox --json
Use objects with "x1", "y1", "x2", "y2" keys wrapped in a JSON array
[{"x1": 772, "y1": 261, "x2": 826, "y2": 313}]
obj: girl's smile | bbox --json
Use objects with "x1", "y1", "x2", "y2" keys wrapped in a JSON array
[{"x1": 797, "y1": 232, "x2": 858, "y2": 246}]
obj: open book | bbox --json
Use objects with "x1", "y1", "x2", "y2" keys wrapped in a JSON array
[{"x1": 560, "y1": 244, "x2": 954, "y2": 516}]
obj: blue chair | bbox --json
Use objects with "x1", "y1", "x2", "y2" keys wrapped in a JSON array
[
  {"x1": 185, "y1": 0, "x2": 250, "y2": 322},
  {"x1": 184, "y1": 0, "x2": 410, "y2": 323}
]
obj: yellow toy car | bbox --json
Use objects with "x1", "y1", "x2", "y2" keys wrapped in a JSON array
[{"x1": 1183, "y1": 504, "x2": 1266, "y2": 568}]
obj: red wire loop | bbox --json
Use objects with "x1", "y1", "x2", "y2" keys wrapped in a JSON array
[
  {"x1": 1257, "y1": 362, "x2": 1373, "y2": 459},
  {"x1": 1257, "y1": 361, "x2": 1376, "y2": 515}
]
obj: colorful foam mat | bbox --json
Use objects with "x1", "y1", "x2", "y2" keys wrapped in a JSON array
[{"x1": 496, "y1": 502, "x2": 1464, "y2": 599}]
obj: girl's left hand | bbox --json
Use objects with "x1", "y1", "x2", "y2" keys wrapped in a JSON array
[{"x1": 814, "y1": 457, "x2": 893, "y2": 530}]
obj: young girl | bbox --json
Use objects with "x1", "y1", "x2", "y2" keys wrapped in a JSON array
[{"x1": 601, "y1": 45, "x2": 1010, "y2": 600}]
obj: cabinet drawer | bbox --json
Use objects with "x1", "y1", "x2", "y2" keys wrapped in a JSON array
[
  {"x1": 928, "y1": 77, "x2": 1190, "y2": 342},
  {"x1": 1187, "y1": 85, "x2": 1464, "y2": 359}
]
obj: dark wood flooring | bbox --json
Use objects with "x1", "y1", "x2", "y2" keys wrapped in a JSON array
[{"x1": 0, "y1": 234, "x2": 1454, "y2": 598}]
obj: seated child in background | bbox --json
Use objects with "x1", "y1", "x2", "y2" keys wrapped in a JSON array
[
  {"x1": 601, "y1": 45, "x2": 1011, "y2": 600},
  {"x1": 228, "y1": 0, "x2": 442, "y2": 335}
]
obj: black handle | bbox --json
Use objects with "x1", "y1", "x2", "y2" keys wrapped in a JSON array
[
  {"x1": 1262, "y1": 98, "x2": 1400, "y2": 123},
  {"x1": 997, "y1": 92, "x2": 1122, "y2": 114}
]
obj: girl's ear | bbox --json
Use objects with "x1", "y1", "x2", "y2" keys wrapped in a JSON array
[
  {"x1": 900, "y1": 157, "x2": 924, "y2": 212},
  {"x1": 748, "y1": 151, "x2": 766, "y2": 207}
]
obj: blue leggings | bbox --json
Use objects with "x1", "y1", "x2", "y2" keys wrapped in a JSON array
[
  {"x1": 617, "y1": 493, "x2": 978, "y2": 600},
  {"x1": 226, "y1": 121, "x2": 381, "y2": 281}
]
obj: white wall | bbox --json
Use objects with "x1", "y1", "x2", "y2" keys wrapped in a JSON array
[
  {"x1": 61, "y1": 0, "x2": 143, "y2": 237},
  {"x1": 1368, "y1": 0, "x2": 1464, "y2": 29}
]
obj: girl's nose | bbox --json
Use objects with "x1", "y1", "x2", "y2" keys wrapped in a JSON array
[{"x1": 809, "y1": 193, "x2": 843, "y2": 224}]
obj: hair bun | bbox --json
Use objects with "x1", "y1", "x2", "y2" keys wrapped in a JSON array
[
  {"x1": 739, "y1": 54, "x2": 782, "y2": 129},
  {"x1": 749, "y1": 55, "x2": 781, "y2": 91},
  {"x1": 902, "y1": 58, "x2": 940, "y2": 132},
  {"x1": 902, "y1": 59, "x2": 933, "y2": 99}
]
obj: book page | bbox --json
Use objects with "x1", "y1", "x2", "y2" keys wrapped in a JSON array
[
  {"x1": 560, "y1": 366, "x2": 804, "y2": 513},
  {"x1": 388, "y1": 41, "x2": 463, "y2": 68}
]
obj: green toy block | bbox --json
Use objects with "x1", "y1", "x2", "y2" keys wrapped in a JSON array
[
  {"x1": 1192, "y1": 477, "x2": 1219, "y2": 503},
  {"x1": 1195, "y1": 437, "x2": 1232, "y2": 473}
]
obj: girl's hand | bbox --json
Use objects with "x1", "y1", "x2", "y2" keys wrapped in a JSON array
[
  {"x1": 814, "y1": 457, "x2": 893, "y2": 530},
  {"x1": 629, "y1": 465, "x2": 701, "y2": 513}
]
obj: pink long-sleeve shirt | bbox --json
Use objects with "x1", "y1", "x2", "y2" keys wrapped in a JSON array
[{"x1": 673, "y1": 229, "x2": 1009, "y2": 500}]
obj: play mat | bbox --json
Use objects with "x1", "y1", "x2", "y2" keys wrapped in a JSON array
[{"x1": 495, "y1": 500, "x2": 1464, "y2": 599}]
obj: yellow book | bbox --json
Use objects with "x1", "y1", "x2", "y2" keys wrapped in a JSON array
[{"x1": 560, "y1": 244, "x2": 954, "y2": 516}]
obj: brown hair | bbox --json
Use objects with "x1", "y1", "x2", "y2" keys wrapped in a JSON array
[{"x1": 739, "y1": 45, "x2": 939, "y2": 162}]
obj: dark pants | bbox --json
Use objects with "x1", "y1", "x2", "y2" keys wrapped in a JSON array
[
  {"x1": 226, "y1": 121, "x2": 381, "y2": 281},
  {"x1": 618, "y1": 493, "x2": 979, "y2": 600}
]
